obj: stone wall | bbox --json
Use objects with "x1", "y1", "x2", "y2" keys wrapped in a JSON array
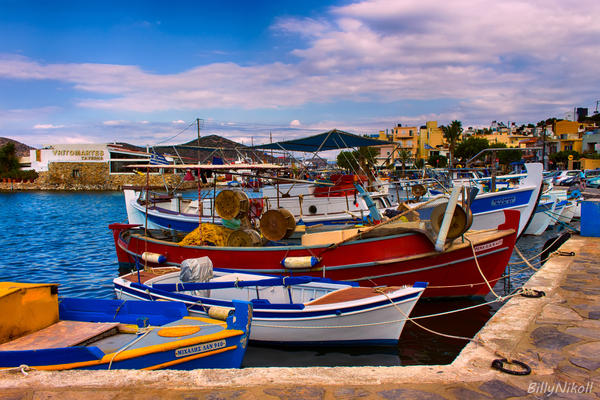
[{"x1": 13, "y1": 162, "x2": 189, "y2": 190}]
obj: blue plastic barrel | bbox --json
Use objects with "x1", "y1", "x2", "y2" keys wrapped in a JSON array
[{"x1": 581, "y1": 200, "x2": 600, "y2": 237}]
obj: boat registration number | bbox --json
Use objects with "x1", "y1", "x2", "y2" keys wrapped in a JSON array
[
  {"x1": 175, "y1": 340, "x2": 226, "y2": 357},
  {"x1": 474, "y1": 239, "x2": 503, "y2": 252}
]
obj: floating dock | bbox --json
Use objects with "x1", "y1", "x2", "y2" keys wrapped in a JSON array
[{"x1": 1, "y1": 235, "x2": 599, "y2": 399}]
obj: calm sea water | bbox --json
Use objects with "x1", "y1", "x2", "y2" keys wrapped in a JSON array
[{"x1": 0, "y1": 191, "x2": 567, "y2": 367}]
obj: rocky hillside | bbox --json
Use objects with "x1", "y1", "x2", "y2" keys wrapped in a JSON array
[
  {"x1": 0, "y1": 137, "x2": 35, "y2": 157},
  {"x1": 154, "y1": 134, "x2": 269, "y2": 163}
]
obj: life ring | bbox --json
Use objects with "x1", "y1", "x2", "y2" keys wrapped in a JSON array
[{"x1": 249, "y1": 198, "x2": 264, "y2": 219}]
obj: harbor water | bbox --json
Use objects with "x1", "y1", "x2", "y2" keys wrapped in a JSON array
[{"x1": 0, "y1": 191, "x2": 572, "y2": 367}]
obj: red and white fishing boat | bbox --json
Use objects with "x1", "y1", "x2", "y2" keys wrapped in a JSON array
[{"x1": 110, "y1": 208, "x2": 519, "y2": 298}]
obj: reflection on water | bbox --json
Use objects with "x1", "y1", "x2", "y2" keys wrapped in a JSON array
[{"x1": 0, "y1": 191, "x2": 572, "y2": 366}]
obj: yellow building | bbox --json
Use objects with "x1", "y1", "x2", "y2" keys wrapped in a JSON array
[
  {"x1": 474, "y1": 131, "x2": 529, "y2": 147},
  {"x1": 390, "y1": 124, "x2": 419, "y2": 158},
  {"x1": 552, "y1": 120, "x2": 584, "y2": 152},
  {"x1": 418, "y1": 121, "x2": 444, "y2": 159}
]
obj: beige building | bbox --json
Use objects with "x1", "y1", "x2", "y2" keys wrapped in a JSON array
[{"x1": 23, "y1": 143, "x2": 179, "y2": 188}]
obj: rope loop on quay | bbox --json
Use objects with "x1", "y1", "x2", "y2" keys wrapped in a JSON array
[
  {"x1": 491, "y1": 358, "x2": 531, "y2": 376},
  {"x1": 520, "y1": 288, "x2": 545, "y2": 298}
]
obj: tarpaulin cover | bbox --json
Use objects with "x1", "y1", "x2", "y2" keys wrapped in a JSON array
[{"x1": 252, "y1": 129, "x2": 392, "y2": 152}]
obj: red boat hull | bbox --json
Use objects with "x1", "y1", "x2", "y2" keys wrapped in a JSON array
[{"x1": 109, "y1": 210, "x2": 519, "y2": 298}]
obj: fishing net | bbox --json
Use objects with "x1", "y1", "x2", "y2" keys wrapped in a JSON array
[{"x1": 178, "y1": 223, "x2": 233, "y2": 247}]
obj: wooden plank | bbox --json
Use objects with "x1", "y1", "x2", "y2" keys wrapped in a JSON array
[
  {"x1": 122, "y1": 268, "x2": 180, "y2": 284},
  {"x1": 0, "y1": 321, "x2": 119, "y2": 351},
  {"x1": 306, "y1": 287, "x2": 400, "y2": 306}
]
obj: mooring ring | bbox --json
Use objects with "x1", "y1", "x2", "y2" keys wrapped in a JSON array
[{"x1": 491, "y1": 358, "x2": 531, "y2": 376}]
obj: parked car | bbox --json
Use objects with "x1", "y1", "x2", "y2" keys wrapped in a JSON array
[
  {"x1": 586, "y1": 175, "x2": 600, "y2": 189},
  {"x1": 553, "y1": 170, "x2": 583, "y2": 186}
]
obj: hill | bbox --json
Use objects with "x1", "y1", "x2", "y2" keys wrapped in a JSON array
[
  {"x1": 0, "y1": 137, "x2": 36, "y2": 157},
  {"x1": 155, "y1": 134, "x2": 268, "y2": 163}
]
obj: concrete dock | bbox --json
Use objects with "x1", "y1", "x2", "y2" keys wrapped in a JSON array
[{"x1": 1, "y1": 235, "x2": 599, "y2": 399}]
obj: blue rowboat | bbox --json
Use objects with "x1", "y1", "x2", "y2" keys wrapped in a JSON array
[{"x1": 0, "y1": 282, "x2": 251, "y2": 370}]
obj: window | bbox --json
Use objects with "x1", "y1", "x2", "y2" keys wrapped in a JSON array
[{"x1": 72, "y1": 169, "x2": 80, "y2": 178}]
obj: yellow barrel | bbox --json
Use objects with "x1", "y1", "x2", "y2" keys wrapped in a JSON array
[
  {"x1": 215, "y1": 190, "x2": 249, "y2": 220},
  {"x1": 259, "y1": 208, "x2": 297, "y2": 241}
]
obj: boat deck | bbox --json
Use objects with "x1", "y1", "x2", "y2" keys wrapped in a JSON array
[
  {"x1": 122, "y1": 268, "x2": 180, "y2": 284},
  {"x1": 306, "y1": 286, "x2": 400, "y2": 305},
  {"x1": 0, "y1": 321, "x2": 120, "y2": 350}
]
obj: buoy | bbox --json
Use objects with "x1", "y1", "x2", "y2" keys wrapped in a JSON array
[
  {"x1": 208, "y1": 306, "x2": 233, "y2": 321},
  {"x1": 282, "y1": 256, "x2": 320, "y2": 269},
  {"x1": 259, "y1": 209, "x2": 296, "y2": 241},
  {"x1": 141, "y1": 252, "x2": 166, "y2": 264}
]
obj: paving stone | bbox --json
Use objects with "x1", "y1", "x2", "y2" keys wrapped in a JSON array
[
  {"x1": 449, "y1": 387, "x2": 492, "y2": 399},
  {"x1": 0, "y1": 391, "x2": 31, "y2": 400},
  {"x1": 570, "y1": 357, "x2": 600, "y2": 371},
  {"x1": 589, "y1": 311, "x2": 600, "y2": 320},
  {"x1": 555, "y1": 364, "x2": 590, "y2": 384},
  {"x1": 478, "y1": 380, "x2": 527, "y2": 399},
  {"x1": 333, "y1": 387, "x2": 371, "y2": 398},
  {"x1": 559, "y1": 285, "x2": 582, "y2": 292},
  {"x1": 377, "y1": 389, "x2": 447, "y2": 400},
  {"x1": 531, "y1": 326, "x2": 581, "y2": 350},
  {"x1": 32, "y1": 391, "x2": 121, "y2": 400},
  {"x1": 569, "y1": 341, "x2": 600, "y2": 358},
  {"x1": 263, "y1": 387, "x2": 325, "y2": 400},
  {"x1": 537, "y1": 304, "x2": 583, "y2": 324},
  {"x1": 565, "y1": 326, "x2": 600, "y2": 340}
]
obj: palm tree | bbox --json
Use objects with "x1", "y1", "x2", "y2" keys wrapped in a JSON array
[
  {"x1": 441, "y1": 120, "x2": 463, "y2": 168},
  {"x1": 397, "y1": 149, "x2": 411, "y2": 177}
]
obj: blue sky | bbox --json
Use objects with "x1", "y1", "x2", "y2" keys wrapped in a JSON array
[{"x1": 1, "y1": 0, "x2": 599, "y2": 148}]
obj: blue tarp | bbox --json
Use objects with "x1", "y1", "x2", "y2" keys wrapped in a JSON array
[{"x1": 252, "y1": 129, "x2": 392, "y2": 152}]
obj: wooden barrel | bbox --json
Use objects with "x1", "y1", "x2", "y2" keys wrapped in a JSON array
[
  {"x1": 259, "y1": 208, "x2": 297, "y2": 241},
  {"x1": 215, "y1": 190, "x2": 249, "y2": 220},
  {"x1": 429, "y1": 202, "x2": 469, "y2": 240},
  {"x1": 226, "y1": 229, "x2": 262, "y2": 247}
]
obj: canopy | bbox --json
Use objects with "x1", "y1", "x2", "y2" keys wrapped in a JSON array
[{"x1": 252, "y1": 129, "x2": 392, "y2": 152}]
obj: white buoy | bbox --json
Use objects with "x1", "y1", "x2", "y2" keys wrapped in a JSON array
[{"x1": 141, "y1": 252, "x2": 167, "y2": 264}]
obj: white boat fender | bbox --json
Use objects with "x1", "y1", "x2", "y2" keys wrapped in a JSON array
[
  {"x1": 281, "y1": 256, "x2": 320, "y2": 269},
  {"x1": 208, "y1": 306, "x2": 233, "y2": 321},
  {"x1": 141, "y1": 251, "x2": 166, "y2": 264}
]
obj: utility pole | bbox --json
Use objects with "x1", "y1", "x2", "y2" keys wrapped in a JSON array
[{"x1": 196, "y1": 118, "x2": 204, "y2": 164}]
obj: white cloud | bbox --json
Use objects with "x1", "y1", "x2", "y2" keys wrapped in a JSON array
[
  {"x1": 290, "y1": 120, "x2": 301, "y2": 127},
  {"x1": 33, "y1": 124, "x2": 65, "y2": 129},
  {"x1": 1, "y1": 0, "x2": 599, "y2": 143},
  {"x1": 103, "y1": 120, "x2": 127, "y2": 126}
]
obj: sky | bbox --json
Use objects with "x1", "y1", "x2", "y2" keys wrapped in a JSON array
[{"x1": 0, "y1": 0, "x2": 599, "y2": 149}]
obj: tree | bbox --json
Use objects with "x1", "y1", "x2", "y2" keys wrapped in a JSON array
[
  {"x1": 454, "y1": 137, "x2": 490, "y2": 163},
  {"x1": 489, "y1": 143, "x2": 522, "y2": 166},
  {"x1": 0, "y1": 143, "x2": 20, "y2": 174},
  {"x1": 441, "y1": 120, "x2": 462, "y2": 167},
  {"x1": 396, "y1": 149, "x2": 411, "y2": 176},
  {"x1": 336, "y1": 147, "x2": 378, "y2": 173},
  {"x1": 549, "y1": 150, "x2": 581, "y2": 166},
  {"x1": 428, "y1": 154, "x2": 447, "y2": 168}
]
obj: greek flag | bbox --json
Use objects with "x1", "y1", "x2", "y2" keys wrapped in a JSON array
[{"x1": 150, "y1": 150, "x2": 169, "y2": 165}]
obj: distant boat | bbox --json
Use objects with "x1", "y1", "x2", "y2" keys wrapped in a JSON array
[
  {"x1": 0, "y1": 282, "x2": 251, "y2": 370},
  {"x1": 524, "y1": 193, "x2": 557, "y2": 235},
  {"x1": 114, "y1": 265, "x2": 426, "y2": 346},
  {"x1": 123, "y1": 175, "x2": 396, "y2": 232}
]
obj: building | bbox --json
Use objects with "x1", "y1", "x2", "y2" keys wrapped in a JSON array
[
  {"x1": 418, "y1": 121, "x2": 445, "y2": 160},
  {"x1": 25, "y1": 143, "x2": 177, "y2": 187}
]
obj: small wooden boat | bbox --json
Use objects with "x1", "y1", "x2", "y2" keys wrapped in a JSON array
[
  {"x1": 114, "y1": 266, "x2": 426, "y2": 345},
  {"x1": 0, "y1": 282, "x2": 251, "y2": 370}
]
